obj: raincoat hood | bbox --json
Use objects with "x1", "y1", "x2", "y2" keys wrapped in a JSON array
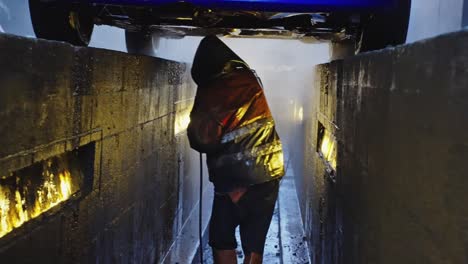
[{"x1": 191, "y1": 35, "x2": 248, "y2": 85}]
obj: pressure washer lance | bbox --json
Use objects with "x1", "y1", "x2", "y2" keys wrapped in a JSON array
[{"x1": 199, "y1": 152, "x2": 203, "y2": 263}]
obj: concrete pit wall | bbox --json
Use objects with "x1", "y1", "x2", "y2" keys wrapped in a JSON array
[
  {"x1": 295, "y1": 30, "x2": 468, "y2": 264},
  {"x1": 0, "y1": 34, "x2": 209, "y2": 263}
]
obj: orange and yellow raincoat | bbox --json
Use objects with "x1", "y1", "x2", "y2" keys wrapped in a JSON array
[{"x1": 187, "y1": 36, "x2": 284, "y2": 193}]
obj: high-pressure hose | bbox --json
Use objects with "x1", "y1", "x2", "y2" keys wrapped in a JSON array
[{"x1": 199, "y1": 152, "x2": 203, "y2": 264}]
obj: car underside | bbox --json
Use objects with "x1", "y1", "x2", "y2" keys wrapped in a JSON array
[
  {"x1": 28, "y1": 0, "x2": 411, "y2": 54},
  {"x1": 93, "y1": 3, "x2": 360, "y2": 41}
]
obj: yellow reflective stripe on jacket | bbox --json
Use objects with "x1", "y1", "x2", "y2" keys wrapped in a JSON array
[
  {"x1": 215, "y1": 140, "x2": 282, "y2": 167},
  {"x1": 221, "y1": 118, "x2": 274, "y2": 143}
]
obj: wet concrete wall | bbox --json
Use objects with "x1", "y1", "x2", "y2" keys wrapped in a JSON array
[
  {"x1": 0, "y1": 33, "x2": 209, "y2": 263},
  {"x1": 295, "y1": 30, "x2": 468, "y2": 264}
]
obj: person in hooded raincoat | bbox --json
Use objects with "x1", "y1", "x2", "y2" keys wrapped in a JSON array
[{"x1": 188, "y1": 36, "x2": 285, "y2": 264}]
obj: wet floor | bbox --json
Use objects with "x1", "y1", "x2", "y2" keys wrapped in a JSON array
[{"x1": 198, "y1": 156, "x2": 310, "y2": 264}]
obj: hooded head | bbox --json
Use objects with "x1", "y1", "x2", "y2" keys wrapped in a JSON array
[{"x1": 191, "y1": 35, "x2": 249, "y2": 86}]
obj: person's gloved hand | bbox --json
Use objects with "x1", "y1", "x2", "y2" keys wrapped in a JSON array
[{"x1": 187, "y1": 111, "x2": 223, "y2": 153}]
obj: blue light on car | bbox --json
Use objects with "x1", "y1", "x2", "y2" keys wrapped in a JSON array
[
  {"x1": 195, "y1": 0, "x2": 395, "y2": 11},
  {"x1": 88, "y1": 0, "x2": 396, "y2": 12}
]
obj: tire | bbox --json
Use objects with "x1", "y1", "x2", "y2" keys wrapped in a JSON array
[
  {"x1": 125, "y1": 30, "x2": 159, "y2": 56},
  {"x1": 356, "y1": 0, "x2": 411, "y2": 53},
  {"x1": 29, "y1": 0, "x2": 94, "y2": 46}
]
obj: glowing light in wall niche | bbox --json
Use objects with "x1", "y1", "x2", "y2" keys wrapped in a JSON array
[
  {"x1": 0, "y1": 161, "x2": 76, "y2": 238},
  {"x1": 174, "y1": 109, "x2": 191, "y2": 135},
  {"x1": 318, "y1": 124, "x2": 337, "y2": 170}
]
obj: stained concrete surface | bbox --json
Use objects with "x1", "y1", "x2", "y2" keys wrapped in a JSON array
[
  {"x1": 0, "y1": 33, "x2": 209, "y2": 263},
  {"x1": 294, "y1": 29, "x2": 468, "y2": 264}
]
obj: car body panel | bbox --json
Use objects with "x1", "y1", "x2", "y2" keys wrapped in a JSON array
[{"x1": 81, "y1": 0, "x2": 397, "y2": 12}]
